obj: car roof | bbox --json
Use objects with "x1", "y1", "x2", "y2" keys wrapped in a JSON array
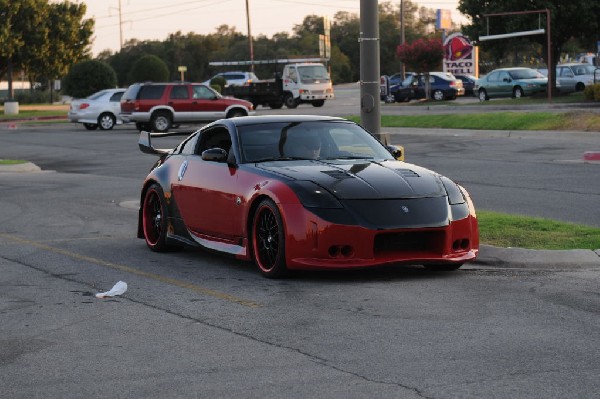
[{"x1": 217, "y1": 114, "x2": 346, "y2": 127}]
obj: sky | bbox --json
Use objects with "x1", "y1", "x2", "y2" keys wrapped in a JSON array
[{"x1": 81, "y1": 0, "x2": 466, "y2": 56}]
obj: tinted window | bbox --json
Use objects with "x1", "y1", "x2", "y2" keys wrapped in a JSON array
[
  {"x1": 138, "y1": 85, "x2": 166, "y2": 100},
  {"x1": 170, "y1": 85, "x2": 189, "y2": 99},
  {"x1": 109, "y1": 92, "x2": 124, "y2": 102}
]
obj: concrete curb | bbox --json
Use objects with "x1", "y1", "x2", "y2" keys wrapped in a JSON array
[
  {"x1": 474, "y1": 245, "x2": 600, "y2": 269},
  {"x1": 0, "y1": 162, "x2": 42, "y2": 173}
]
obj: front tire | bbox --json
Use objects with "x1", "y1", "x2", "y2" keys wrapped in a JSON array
[
  {"x1": 97, "y1": 112, "x2": 116, "y2": 130},
  {"x1": 142, "y1": 184, "x2": 178, "y2": 252},
  {"x1": 226, "y1": 108, "x2": 247, "y2": 118},
  {"x1": 311, "y1": 100, "x2": 325, "y2": 107},
  {"x1": 251, "y1": 199, "x2": 287, "y2": 278},
  {"x1": 478, "y1": 88, "x2": 488, "y2": 101}
]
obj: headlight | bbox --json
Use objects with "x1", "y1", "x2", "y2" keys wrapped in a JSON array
[
  {"x1": 288, "y1": 181, "x2": 343, "y2": 208},
  {"x1": 440, "y1": 176, "x2": 465, "y2": 205}
]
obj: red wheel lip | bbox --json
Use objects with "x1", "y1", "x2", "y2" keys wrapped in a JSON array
[
  {"x1": 142, "y1": 188, "x2": 161, "y2": 247},
  {"x1": 252, "y1": 204, "x2": 279, "y2": 273}
]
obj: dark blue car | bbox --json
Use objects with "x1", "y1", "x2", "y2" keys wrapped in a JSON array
[{"x1": 391, "y1": 72, "x2": 465, "y2": 102}]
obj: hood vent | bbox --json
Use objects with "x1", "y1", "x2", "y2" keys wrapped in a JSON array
[{"x1": 395, "y1": 168, "x2": 420, "y2": 178}]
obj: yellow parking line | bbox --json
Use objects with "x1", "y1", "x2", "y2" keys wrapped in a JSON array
[{"x1": 0, "y1": 233, "x2": 261, "y2": 308}]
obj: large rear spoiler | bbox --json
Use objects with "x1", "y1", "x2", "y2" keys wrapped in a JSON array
[{"x1": 138, "y1": 131, "x2": 188, "y2": 156}]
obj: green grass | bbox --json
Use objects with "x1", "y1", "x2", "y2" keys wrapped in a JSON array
[
  {"x1": 0, "y1": 110, "x2": 66, "y2": 120},
  {"x1": 0, "y1": 159, "x2": 27, "y2": 165},
  {"x1": 348, "y1": 111, "x2": 600, "y2": 131},
  {"x1": 478, "y1": 210, "x2": 600, "y2": 250}
]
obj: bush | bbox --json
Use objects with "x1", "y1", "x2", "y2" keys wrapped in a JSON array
[
  {"x1": 13, "y1": 90, "x2": 60, "y2": 104},
  {"x1": 63, "y1": 60, "x2": 118, "y2": 98},
  {"x1": 583, "y1": 84, "x2": 600, "y2": 101},
  {"x1": 209, "y1": 76, "x2": 227, "y2": 93},
  {"x1": 128, "y1": 55, "x2": 169, "y2": 84}
]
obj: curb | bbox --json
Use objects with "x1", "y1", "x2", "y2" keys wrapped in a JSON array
[
  {"x1": 0, "y1": 162, "x2": 42, "y2": 173},
  {"x1": 474, "y1": 245, "x2": 600, "y2": 269}
]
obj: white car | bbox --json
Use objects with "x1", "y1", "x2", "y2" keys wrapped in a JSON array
[
  {"x1": 556, "y1": 63, "x2": 598, "y2": 93},
  {"x1": 68, "y1": 88, "x2": 126, "y2": 130},
  {"x1": 202, "y1": 71, "x2": 258, "y2": 87}
]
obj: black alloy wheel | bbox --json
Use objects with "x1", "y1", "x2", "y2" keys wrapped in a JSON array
[{"x1": 252, "y1": 199, "x2": 287, "y2": 278}]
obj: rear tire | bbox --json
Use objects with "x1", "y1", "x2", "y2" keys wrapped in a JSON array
[
  {"x1": 269, "y1": 102, "x2": 283, "y2": 109},
  {"x1": 251, "y1": 199, "x2": 287, "y2": 278},
  {"x1": 432, "y1": 89, "x2": 445, "y2": 101},
  {"x1": 97, "y1": 112, "x2": 116, "y2": 130},
  {"x1": 151, "y1": 111, "x2": 172, "y2": 132},
  {"x1": 284, "y1": 94, "x2": 299, "y2": 109},
  {"x1": 513, "y1": 86, "x2": 524, "y2": 98}
]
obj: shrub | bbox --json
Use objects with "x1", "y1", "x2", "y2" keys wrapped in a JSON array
[
  {"x1": 583, "y1": 84, "x2": 600, "y2": 101},
  {"x1": 128, "y1": 55, "x2": 169, "y2": 84},
  {"x1": 63, "y1": 60, "x2": 118, "y2": 98},
  {"x1": 209, "y1": 75, "x2": 227, "y2": 93}
]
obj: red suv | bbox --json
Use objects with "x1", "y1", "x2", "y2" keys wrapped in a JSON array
[{"x1": 120, "y1": 82, "x2": 254, "y2": 132}]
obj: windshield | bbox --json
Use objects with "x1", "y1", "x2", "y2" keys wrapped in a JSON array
[
  {"x1": 509, "y1": 69, "x2": 544, "y2": 79},
  {"x1": 297, "y1": 65, "x2": 330, "y2": 83},
  {"x1": 237, "y1": 120, "x2": 394, "y2": 163}
]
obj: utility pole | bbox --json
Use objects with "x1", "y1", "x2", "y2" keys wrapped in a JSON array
[
  {"x1": 360, "y1": 0, "x2": 387, "y2": 143},
  {"x1": 246, "y1": 0, "x2": 254, "y2": 72},
  {"x1": 400, "y1": 0, "x2": 406, "y2": 79},
  {"x1": 118, "y1": 0, "x2": 123, "y2": 49}
]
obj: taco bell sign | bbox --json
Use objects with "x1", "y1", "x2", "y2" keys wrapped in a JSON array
[{"x1": 443, "y1": 33, "x2": 478, "y2": 77}]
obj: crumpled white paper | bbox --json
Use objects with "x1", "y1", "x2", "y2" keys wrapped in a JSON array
[{"x1": 95, "y1": 281, "x2": 128, "y2": 298}]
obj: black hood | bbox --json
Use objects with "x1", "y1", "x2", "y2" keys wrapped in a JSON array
[{"x1": 256, "y1": 159, "x2": 446, "y2": 200}]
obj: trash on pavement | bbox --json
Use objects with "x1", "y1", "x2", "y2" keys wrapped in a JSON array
[{"x1": 95, "y1": 281, "x2": 127, "y2": 298}]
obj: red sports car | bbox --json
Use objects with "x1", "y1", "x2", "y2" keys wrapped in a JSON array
[{"x1": 138, "y1": 115, "x2": 479, "y2": 278}]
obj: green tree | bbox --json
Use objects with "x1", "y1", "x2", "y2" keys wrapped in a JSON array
[
  {"x1": 63, "y1": 60, "x2": 117, "y2": 98},
  {"x1": 0, "y1": 0, "x2": 93, "y2": 99},
  {"x1": 128, "y1": 54, "x2": 170, "y2": 83},
  {"x1": 458, "y1": 0, "x2": 600, "y2": 89}
]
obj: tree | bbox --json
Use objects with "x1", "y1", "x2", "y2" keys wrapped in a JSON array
[
  {"x1": 63, "y1": 60, "x2": 117, "y2": 98},
  {"x1": 396, "y1": 38, "x2": 444, "y2": 99},
  {"x1": 458, "y1": 0, "x2": 600, "y2": 90},
  {"x1": 0, "y1": 0, "x2": 93, "y2": 99},
  {"x1": 128, "y1": 54, "x2": 169, "y2": 83}
]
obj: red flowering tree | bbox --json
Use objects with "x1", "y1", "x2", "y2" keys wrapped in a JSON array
[{"x1": 396, "y1": 38, "x2": 444, "y2": 100}]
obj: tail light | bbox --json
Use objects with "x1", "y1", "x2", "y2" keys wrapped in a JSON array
[{"x1": 79, "y1": 103, "x2": 90, "y2": 110}]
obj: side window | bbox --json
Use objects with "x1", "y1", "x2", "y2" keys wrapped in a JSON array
[
  {"x1": 499, "y1": 71, "x2": 510, "y2": 82},
  {"x1": 170, "y1": 85, "x2": 189, "y2": 99},
  {"x1": 286, "y1": 67, "x2": 298, "y2": 83},
  {"x1": 138, "y1": 85, "x2": 166, "y2": 100},
  {"x1": 179, "y1": 132, "x2": 200, "y2": 155},
  {"x1": 196, "y1": 127, "x2": 232, "y2": 155},
  {"x1": 109, "y1": 92, "x2": 124, "y2": 102},
  {"x1": 193, "y1": 85, "x2": 215, "y2": 99}
]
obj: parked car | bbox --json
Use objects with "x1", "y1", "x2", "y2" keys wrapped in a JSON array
[
  {"x1": 380, "y1": 72, "x2": 416, "y2": 102},
  {"x1": 555, "y1": 63, "x2": 598, "y2": 93},
  {"x1": 454, "y1": 74, "x2": 478, "y2": 96},
  {"x1": 391, "y1": 72, "x2": 464, "y2": 102},
  {"x1": 476, "y1": 67, "x2": 547, "y2": 101},
  {"x1": 137, "y1": 115, "x2": 479, "y2": 278},
  {"x1": 120, "y1": 82, "x2": 254, "y2": 132},
  {"x1": 202, "y1": 71, "x2": 258, "y2": 87},
  {"x1": 68, "y1": 88, "x2": 126, "y2": 130}
]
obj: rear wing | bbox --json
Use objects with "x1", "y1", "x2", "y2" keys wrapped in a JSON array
[{"x1": 137, "y1": 131, "x2": 187, "y2": 156}]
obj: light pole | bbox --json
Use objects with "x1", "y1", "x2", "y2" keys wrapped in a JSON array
[{"x1": 246, "y1": 0, "x2": 254, "y2": 72}]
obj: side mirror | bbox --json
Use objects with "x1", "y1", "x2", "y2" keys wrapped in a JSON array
[
  {"x1": 386, "y1": 145, "x2": 405, "y2": 161},
  {"x1": 201, "y1": 148, "x2": 228, "y2": 162}
]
